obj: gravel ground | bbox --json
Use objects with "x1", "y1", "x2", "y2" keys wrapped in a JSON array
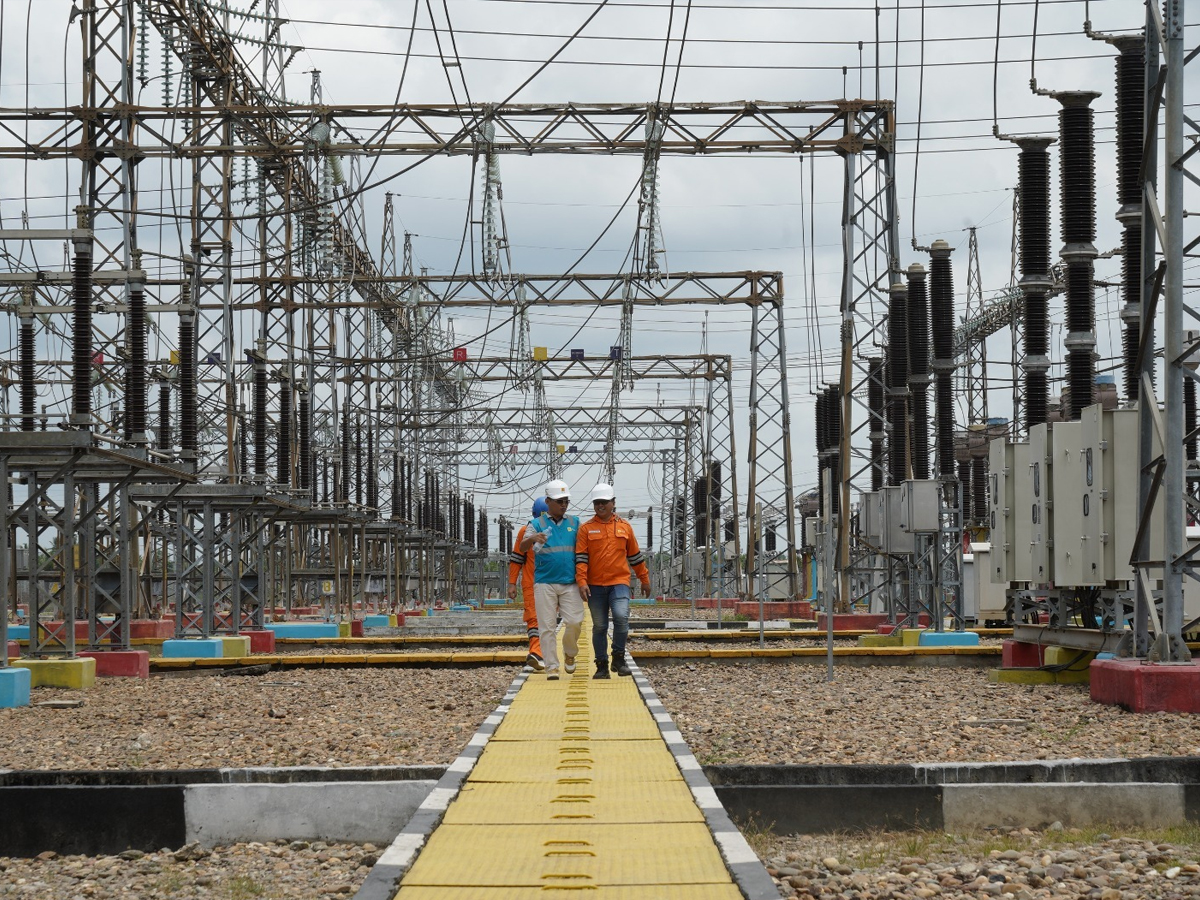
[
  {"x1": 0, "y1": 667, "x2": 515, "y2": 770},
  {"x1": 645, "y1": 662, "x2": 1200, "y2": 765},
  {"x1": 631, "y1": 636, "x2": 1006, "y2": 650},
  {"x1": 756, "y1": 826, "x2": 1200, "y2": 899},
  {"x1": 0, "y1": 841, "x2": 372, "y2": 899},
  {"x1": 270, "y1": 643, "x2": 522, "y2": 656}
]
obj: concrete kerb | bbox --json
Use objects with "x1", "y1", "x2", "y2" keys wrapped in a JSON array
[
  {"x1": 629, "y1": 654, "x2": 782, "y2": 900},
  {"x1": 351, "y1": 669, "x2": 530, "y2": 900}
]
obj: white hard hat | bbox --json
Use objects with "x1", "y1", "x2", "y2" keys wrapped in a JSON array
[
  {"x1": 544, "y1": 479, "x2": 571, "y2": 500},
  {"x1": 589, "y1": 483, "x2": 616, "y2": 502}
]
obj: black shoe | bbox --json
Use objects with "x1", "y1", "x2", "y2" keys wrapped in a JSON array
[
  {"x1": 614, "y1": 658, "x2": 632, "y2": 677},
  {"x1": 593, "y1": 665, "x2": 610, "y2": 680}
]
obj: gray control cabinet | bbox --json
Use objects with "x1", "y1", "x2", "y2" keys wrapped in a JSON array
[
  {"x1": 1012, "y1": 440, "x2": 1035, "y2": 583},
  {"x1": 884, "y1": 485, "x2": 915, "y2": 554},
  {"x1": 1027, "y1": 423, "x2": 1052, "y2": 584},
  {"x1": 988, "y1": 437, "x2": 1019, "y2": 584},
  {"x1": 900, "y1": 479, "x2": 940, "y2": 534},
  {"x1": 1050, "y1": 420, "x2": 1091, "y2": 586}
]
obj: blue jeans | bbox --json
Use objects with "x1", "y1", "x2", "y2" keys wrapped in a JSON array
[{"x1": 588, "y1": 583, "x2": 631, "y2": 666}]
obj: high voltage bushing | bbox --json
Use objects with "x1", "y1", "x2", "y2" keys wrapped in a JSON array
[
  {"x1": 1016, "y1": 137, "x2": 1055, "y2": 429},
  {"x1": 1055, "y1": 91, "x2": 1101, "y2": 421},
  {"x1": 1187, "y1": 378, "x2": 1197, "y2": 464},
  {"x1": 907, "y1": 263, "x2": 932, "y2": 481},
  {"x1": 158, "y1": 382, "x2": 172, "y2": 454},
  {"x1": 278, "y1": 380, "x2": 292, "y2": 487},
  {"x1": 972, "y1": 457, "x2": 988, "y2": 522},
  {"x1": 340, "y1": 415, "x2": 351, "y2": 502},
  {"x1": 126, "y1": 255, "x2": 147, "y2": 443},
  {"x1": 19, "y1": 307, "x2": 34, "y2": 432},
  {"x1": 354, "y1": 421, "x2": 364, "y2": 506},
  {"x1": 1113, "y1": 35, "x2": 1147, "y2": 401},
  {"x1": 71, "y1": 215, "x2": 93, "y2": 426},
  {"x1": 825, "y1": 385, "x2": 841, "y2": 516},
  {"x1": 366, "y1": 428, "x2": 377, "y2": 510},
  {"x1": 390, "y1": 453, "x2": 400, "y2": 517},
  {"x1": 886, "y1": 279, "x2": 910, "y2": 486},
  {"x1": 647, "y1": 511, "x2": 654, "y2": 551},
  {"x1": 297, "y1": 388, "x2": 311, "y2": 495},
  {"x1": 930, "y1": 240, "x2": 957, "y2": 480},
  {"x1": 178, "y1": 310, "x2": 198, "y2": 462},
  {"x1": 237, "y1": 408, "x2": 248, "y2": 474},
  {"x1": 867, "y1": 357, "x2": 886, "y2": 492},
  {"x1": 957, "y1": 456, "x2": 972, "y2": 519},
  {"x1": 814, "y1": 388, "x2": 828, "y2": 517},
  {"x1": 252, "y1": 351, "x2": 267, "y2": 476}
]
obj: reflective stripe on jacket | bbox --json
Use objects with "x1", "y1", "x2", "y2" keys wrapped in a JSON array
[{"x1": 507, "y1": 524, "x2": 535, "y2": 604}]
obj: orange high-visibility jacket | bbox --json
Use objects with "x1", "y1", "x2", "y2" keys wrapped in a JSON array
[
  {"x1": 575, "y1": 515, "x2": 650, "y2": 587},
  {"x1": 508, "y1": 524, "x2": 536, "y2": 603}
]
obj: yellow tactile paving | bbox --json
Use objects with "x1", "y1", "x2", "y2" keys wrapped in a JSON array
[{"x1": 391, "y1": 611, "x2": 739, "y2": 899}]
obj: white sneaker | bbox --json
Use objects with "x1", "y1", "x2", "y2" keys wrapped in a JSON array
[{"x1": 564, "y1": 656, "x2": 576, "y2": 674}]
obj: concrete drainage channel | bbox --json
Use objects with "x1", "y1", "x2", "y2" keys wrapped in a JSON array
[{"x1": 6, "y1": 757, "x2": 1200, "y2": 860}]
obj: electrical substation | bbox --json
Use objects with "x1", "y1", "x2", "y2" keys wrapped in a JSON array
[{"x1": 1, "y1": 1, "x2": 1200, "y2": 897}]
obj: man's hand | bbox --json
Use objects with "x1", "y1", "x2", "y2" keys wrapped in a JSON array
[
  {"x1": 506, "y1": 584, "x2": 517, "y2": 601},
  {"x1": 579, "y1": 583, "x2": 591, "y2": 602},
  {"x1": 533, "y1": 531, "x2": 548, "y2": 545},
  {"x1": 640, "y1": 581, "x2": 651, "y2": 599}
]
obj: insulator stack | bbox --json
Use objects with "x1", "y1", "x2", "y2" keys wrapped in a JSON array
[
  {"x1": 354, "y1": 421, "x2": 364, "y2": 506},
  {"x1": 126, "y1": 278, "x2": 147, "y2": 441},
  {"x1": 815, "y1": 389, "x2": 828, "y2": 517},
  {"x1": 321, "y1": 457, "x2": 330, "y2": 503},
  {"x1": 340, "y1": 415, "x2": 351, "y2": 502},
  {"x1": 1056, "y1": 91, "x2": 1101, "y2": 421},
  {"x1": 391, "y1": 453, "x2": 400, "y2": 517},
  {"x1": 826, "y1": 385, "x2": 841, "y2": 516},
  {"x1": 1113, "y1": 35, "x2": 1146, "y2": 400},
  {"x1": 929, "y1": 241, "x2": 957, "y2": 479},
  {"x1": 71, "y1": 231, "x2": 93, "y2": 425},
  {"x1": 887, "y1": 280, "x2": 910, "y2": 485},
  {"x1": 1187, "y1": 376, "x2": 1197, "y2": 463},
  {"x1": 19, "y1": 313, "x2": 35, "y2": 432},
  {"x1": 253, "y1": 359, "x2": 267, "y2": 476},
  {"x1": 157, "y1": 382, "x2": 172, "y2": 454},
  {"x1": 1016, "y1": 137, "x2": 1055, "y2": 430},
  {"x1": 398, "y1": 457, "x2": 408, "y2": 519},
  {"x1": 907, "y1": 264, "x2": 931, "y2": 480},
  {"x1": 298, "y1": 390, "x2": 311, "y2": 497},
  {"x1": 277, "y1": 382, "x2": 292, "y2": 486},
  {"x1": 724, "y1": 516, "x2": 735, "y2": 543},
  {"x1": 367, "y1": 429, "x2": 378, "y2": 511},
  {"x1": 647, "y1": 512, "x2": 654, "y2": 551},
  {"x1": 179, "y1": 309, "x2": 197, "y2": 460},
  {"x1": 972, "y1": 457, "x2": 988, "y2": 522},
  {"x1": 237, "y1": 410, "x2": 248, "y2": 475},
  {"x1": 694, "y1": 476, "x2": 709, "y2": 547},
  {"x1": 958, "y1": 457, "x2": 972, "y2": 519},
  {"x1": 867, "y1": 356, "x2": 885, "y2": 491}
]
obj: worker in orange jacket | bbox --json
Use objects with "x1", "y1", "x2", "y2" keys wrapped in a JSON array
[
  {"x1": 507, "y1": 497, "x2": 547, "y2": 671},
  {"x1": 575, "y1": 483, "x2": 650, "y2": 679}
]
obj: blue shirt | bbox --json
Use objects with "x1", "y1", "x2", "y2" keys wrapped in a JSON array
[{"x1": 529, "y1": 513, "x2": 580, "y2": 584}]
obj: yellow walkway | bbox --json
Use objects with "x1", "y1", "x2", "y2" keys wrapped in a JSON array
[{"x1": 390, "y1": 617, "x2": 744, "y2": 899}]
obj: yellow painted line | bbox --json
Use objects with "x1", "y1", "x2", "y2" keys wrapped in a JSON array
[
  {"x1": 451, "y1": 651, "x2": 498, "y2": 663},
  {"x1": 392, "y1": 609, "x2": 739, "y2": 899}
]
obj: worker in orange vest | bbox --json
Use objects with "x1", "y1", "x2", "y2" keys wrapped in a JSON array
[
  {"x1": 507, "y1": 497, "x2": 548, "y2": 671},
  {"x1": 575, "y1": 483, "x2": 650, "y2": 679}
]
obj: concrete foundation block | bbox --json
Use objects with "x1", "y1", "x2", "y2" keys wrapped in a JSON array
[
  {"x1": 7, "y1": 640, "x2": 18, "y2": 660},
  {"x1": 918, "y1": 631, "x2": 981, "y2": 648},
  {"x1": 11, "y1": 656, "x2": 96, "y2": 689},
  {"x1": 161, "y1": 638, "x2": 225, "y2": 659},
  {"x1": 363, "y1": 615, "x2": 391, "y2": 628},
  {"x1": 858, "y1": 634, "x2": 903, "y2": 648},
  {"x1": 988, "y1": 667, "x2": 1055, "y2": 685},
  {"x1": 264, "y1": 623, "x2": 340, "y2": 639},
  {"x1": 0, "y1": 666, "x2": 32, "y2": 707},
  {"x1": 1045, "y1": 645, "x2": 1096, "y2": 668},
  {"x1": 901, "y1": 629, "x2": 925, "y2": 647},
  {"x1": 7, "y1": 624, "x2": 29, "y2": 640},
  {"x1": 1002, "y1": 639, "x2": 1046, "y2": 668},
  {"x1": 816, "y1": 613, "x2": 890, "y2": 631},
  {"x1": 338, "y1": 621, "x2": 351, "y2": 638},
  {"x1": 129, "y1": 619, "x2": 176, "y2": 640},
  {"x1": 1091, "y1": 658, "x2": 1200, "y2": 712},
  {"x1": 350, "y1": 620, "x2": 364, "y2": 637},
  {"x1": 183, "y1": 781, "x2": 438, "y2": 846},
  {"x1": 77, "y1": 650, "x2": 150, "y2": 678},
  {"x1": 944, "y1": 783, "x2": 1184, "y2": 831},
  {"x1": 220, "y1": 636, "x2": 251, "y2": 658},
  {"x1": 241, "y1": 630, "x2": 275, "y2": 654}
]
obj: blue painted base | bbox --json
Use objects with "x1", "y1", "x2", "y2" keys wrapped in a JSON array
[
  {"x1": 0, "y1": 666, "x2": 32, "y2": 707},
  {"x1": 917, "y1": 631, "x2": 981, "y2": 647},
  {"x1": 449, "y1": 604, "x2": 472, "y2": 612},
  {"x1": 161, "y1": 638, "x2": 225, "y2": 658},
  {"x1": 263, "y1": 623, "x2": 340, "y2": 639},
  {"x1": 483, "y1": 598, "x2": 507, "y2": 607},
  {"x1": 362, "y1": 615, "x2": 391, "y2": 628},
  {"x1": 7, "y1": 624, "x2": 29, "y2": 640}
]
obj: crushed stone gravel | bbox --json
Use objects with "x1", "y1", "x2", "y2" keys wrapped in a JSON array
[{"x1": 644, "y1": 661, "x2": 1200, "y2": 765}]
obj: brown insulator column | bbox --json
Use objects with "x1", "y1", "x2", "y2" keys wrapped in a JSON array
[
  {"x1": 1113, "y1": 35, "x2": 1146, "y2": 401},
  {"x1": 907, "y1": 264, "x2": 932, "y2": 480},
  {"x1": 867, "y1": 357, "x2": 886, "y2": 492},
  {"x1": 887, "y1": 280, "x2": 910, "y2": 484},
  {"x1": 18, "y1": 298, "x2": 35, "y2": 432},
  {"x1": 125, "y1": 251, "x2": 148, "y2": 443},
  {"x1": 1015, "y1": 137, "x2": 1055, "y2": 429},
  {"x1": 1054, "y1": 90, "x2": 1101, "y2": 420},
  {"x1": 71, "y1": 208, "x2": 94, "y2": 427},
  {"x1": 929, "y1": 240, "x2": 957, "y2": 480}
]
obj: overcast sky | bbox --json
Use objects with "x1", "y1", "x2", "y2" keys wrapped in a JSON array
[{"x1": 0, "y1": 0, "x2": 1196, "y2": 528}]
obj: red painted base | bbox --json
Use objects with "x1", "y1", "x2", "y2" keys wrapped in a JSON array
[
  {"x1": 816, "y1": 613, "x2": 890, "y2": 631},
  {"x1": 350, "y1": 620, "x2": 364, "y2": 637},
  {"x1": 240, "y1": 630, "x2": 276, "y2": 654},
  {"x1": 1003, "y1": 639, "x2": 1047, "y2": 668},
  {"x1": 77, "y1": 650, "x2": 150, "y2": 679},
  {"x1": 395, "y1": 613, "x2": 405, "y2": 627},
  {"x1": 1090, "y1": 658, "x2": 1200, "y2": 713},
  {"x1": 130, "y1": 619, "x2": 175, "y2": 640},
  {"x1": 6, "y1": 640, "x2": 18, "y2": 660},
  {"x1": 875, "y1": 624, "x2": 899, "y2": 635},
  {"x1": 735, "y1": 601, "x2": 814, "y2": 619}
]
